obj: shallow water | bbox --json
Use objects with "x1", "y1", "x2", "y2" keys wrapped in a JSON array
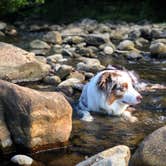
[{"x1": 1, "y1": 31, "x2": 166, "y2": 166}]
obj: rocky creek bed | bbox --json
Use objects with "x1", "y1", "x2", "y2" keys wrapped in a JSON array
[{"x1": 0, "y1": 18, "x2": 166, "y2": 166}]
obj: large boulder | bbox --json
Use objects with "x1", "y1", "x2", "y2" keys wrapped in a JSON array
[
  {"x1": 0, "y1": 80, "x2": 72, "y2": 152},
  {"x1": 130, "y1": 126, "x2": 166, "y2": 166},
  {"x1": 0, "y1": 42, "x2": 50, "y2": 83},
  {"x1": 76, "y1": 145, "x2": 130, "y2": 166}
]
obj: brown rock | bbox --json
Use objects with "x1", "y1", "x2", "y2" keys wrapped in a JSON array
[
  {"x1": 0, "y1": 80, "x2": 72, "y2": 151},
  {"x1": 0, "y1": 42, "x2": 50, "y2": 83},
  {"x1": 130, "y1": 126, "x2": 166, "y2": 166}
]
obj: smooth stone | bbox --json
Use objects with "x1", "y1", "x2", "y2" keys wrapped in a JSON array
[
  {"x1": 130, "y1": 126, "x2": 166, "y2": 166},
  {"x1": 150, "y1": 43, "x2": 166, "y2": 57},
  {"x1": 103, "y1": 46, "x2": 114, "y2": 55},
  {"x1": 30, "y1": 39, "x2": 50, "y2": 49},
  {"x1": 76, "y1": 145, "x2": 130, "y2": 166},
  {"x1": 47, "y1": 54, "x2": 63, "y2": 63},
  {"x1": 77, "y1": 57, "x2": 105, "y2": 73},
  {"x1": 0, "y1": 80, "x2": 72, "y2": 151},
  {"x1": 0, "y1": 42, "x2": 50, "y2": 83},
  {"x1": 0, "y1": 22, "x2": 7, "y2": 30},
  {"x1": 117, "y1": 40, "x2": 135, "y2": 51},
  {"x1": 43, "y1": 31, "x2": 62, "y2": 44},
  {"x1": 11, "y1": 155, "x2": 33, "y2": 165},
  {"x1": 43, "y1": 75, "x2": 61, "y2": 85}
]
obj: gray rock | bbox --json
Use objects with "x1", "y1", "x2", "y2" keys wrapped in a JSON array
[
  {"x1": 62, "y1": 49, "x2": 73, "y2": 57},
  {"x1": 68, "y1": 71, "x2": 85, "y2": 82},
  {"x1": 61, "y1": 27, "x2": 84, "y2": 36},
  {"x1": 85, "y1": 34, "x2": 108, "y2": 46},
  {"x1": 58, "y1": 78, "x2": 82, "y2": 95},
  {"x1": 130, "y1": 126, "x2": 166, "y2": 166},
  {"x1": 55, "y1": 64, "x2": 73, "y2": 79},
  {"x1": 35, "y1": 56, "x2": 47, "y2": 64},
  {"x1": 76, "y1": 145, "x2": 130, "y2": 166},
  {"x1": 43, "y1": 31, "x2": 62, "y2": 44},
  {"x1": 30, "y1": 39, "x2": 50, "y2": 49},
  {"x1": 0, "y1": 22, "x2": 7, "y2": 30},
  {"x1": 150, "y1": 43, "x2": 166, "y2": 57},
  {"x1": 117, "y1": 40, "x2": 135, "y2": 51},
  {"x1": 0, "y1": 42, "x2": 50, "y2": 83},
  {"x1": 75, "y1": 47, "x2": 96, "y2": 57},
  {"x1": 47, "y1": 54, "x2": 63, "y2": 63},
  {"x1": 77, "y1": 57, "x2": 105, "y2": 73},
  {"x1": 11, "y1": 155, "x2": 33, "y2": 165},
  {"x1": 103, "y1": 46, "x2": 114, "y2": 55},
  {"x1": 43, "y1": 75, "x2": 61, "y2": 85}
]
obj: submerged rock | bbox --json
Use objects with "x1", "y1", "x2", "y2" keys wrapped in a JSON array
[
  {"x1": 30, "y1": 39, "x2": 50, "y2": 49},
  {"x1": 77, "y1": 57, "x2": 105, "y2": 73},
  {"x1": 130, "y1": 126, "x2": 166, "y2": 166},
  {"x1": 118, "y1": 40, "x2": 136, "y2": 51},
  {"x1": 150, "y1": 42, "x2": 166, "y2": 58},
  {"x1": 43, "y1": 31, "x2": 62, "y2": 44},
  {"x1": 0, "y1": 42, "x2": 50, "y2": 83},
  {"x1": 76, "y1": 145, "x2": 130, "y2": 166},
  {"x1": 11, "y1": 155, "x2": 33, "y2": 165},
  {"x1": 0, "y1": 22, "x2": 7, "y2": 30},
  {"x1": 0, "y1": 80, "x2": 72, "y2": 151}
]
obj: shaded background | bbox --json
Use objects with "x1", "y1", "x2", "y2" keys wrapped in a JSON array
[{"x1": 0, "y1": 0, "x2": 165, "y2": 23}]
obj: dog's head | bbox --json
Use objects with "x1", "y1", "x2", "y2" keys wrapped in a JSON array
[{"x1": 97, "y1": 67, "x2": 142, "y2": 106}]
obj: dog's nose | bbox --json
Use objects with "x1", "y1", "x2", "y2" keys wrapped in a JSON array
[{"x1": 136, "y1": 95, "x2": 142, "y2": 102}]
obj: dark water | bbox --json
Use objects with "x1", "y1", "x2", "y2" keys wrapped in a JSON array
[{"x1": 0, "y1": 33, "x2": 166, "y2": 166}]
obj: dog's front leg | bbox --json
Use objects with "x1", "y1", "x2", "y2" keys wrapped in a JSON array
[{"x1": 122, "y1": 111, "x2": 138, "y2": 123}]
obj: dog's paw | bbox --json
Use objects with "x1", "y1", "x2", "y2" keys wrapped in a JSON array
[
  {"x1": 129, "y1": 116, "x2": 138, "y2": 123},
  {"x1": 1, "y1": 137, "x2": 13, "y2": 148},
  {"x1": 81, "y1": 114, "x2": 94, "y2": 122}
]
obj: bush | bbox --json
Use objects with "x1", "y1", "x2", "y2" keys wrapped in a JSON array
[{"x1": 0, "y1": 0, "x2": 44, "y2": 16}]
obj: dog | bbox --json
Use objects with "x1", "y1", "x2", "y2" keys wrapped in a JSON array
[{"x1": 78, "y1": 66, "x2": 142, "y2": 122}]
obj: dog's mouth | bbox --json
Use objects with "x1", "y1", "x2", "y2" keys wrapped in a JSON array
[{"x1": 121, "y1": 100, "x2": 141, "y2": 105}]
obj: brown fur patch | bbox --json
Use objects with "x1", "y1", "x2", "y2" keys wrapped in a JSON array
[
  {"x1": 107, "y1": 93, "x2": 123, "y2": 105},
  {"x1": 97, "y1": 72, "x2": 121, "y2": 90},
  {"x1": 122, "y1": 82, "x2": 128, "y2": 89}
]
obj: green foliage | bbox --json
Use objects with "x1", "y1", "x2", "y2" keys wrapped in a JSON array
[{"x1": 0, "y1": 0, "x2": 44, "y2": 16}]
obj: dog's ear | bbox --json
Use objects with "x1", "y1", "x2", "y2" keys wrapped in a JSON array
[{"x1": 97, "y1": 72, "x2": 113, "y2": 91}]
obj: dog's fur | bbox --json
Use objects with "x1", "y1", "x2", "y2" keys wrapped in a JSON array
[{"x1": 78, "y1": 66, "x2": 142, "y2": 122}]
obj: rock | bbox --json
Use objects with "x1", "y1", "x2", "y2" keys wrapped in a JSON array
[
  {"x1": 0, "y1": 22, "x2": 7, "y2": 30},
  {"x1": 135, "y1": 37, "x2": 149, "y2": 49},
  {"x1": 55, "y1": 64, "x2": 73, "y2": 79},
  {"x1": 47, "y1": 54, "x2": 63, "y2": 63},
  {"x1": 52, "y1": 44, "x2": 62, "y2": 54},
  {"x1": 0, "y1": 42, "x2": 50, "y2": 83},
  {"x1": 103, "y1": 46, "x2": 114, "y2": 55},
  {"x1": 35, "y1": 56, "x2": 47, "y2": 64},
  {"x1": 11, "y1": 155, "x2": 33, "y2": 165},
  {"x1": 62, "y1": 49, "x2": 73, "y2": 57},
  {"x1": 64, "y1": 36, "x2": 84, "y2": 44},
  {"x1": 43, "y1": 31, "x2": 62, "y2": 44},
  {"x1": 128, "y1": 30, "x2": 141, "y2": 40},
  {"x1": 4, "y1": 25, "x2": 17, "y2": 36},
  {"x1": 0, "y1": 80, "x2": 72, "y2": 151},
  {"x1": 30, "y1": 49, "x2": 49, "y2": 56},
  {"x1": 30, "y1": 39, "x2": 50, "y2": 49},
  {"x1": 76, "y1": 145, "x2": 130, "y2": 166},
  {"x1": 150, "y1": 43, "x2": 166, "y2": 57},
  {"x1": 75, "y1": 47, "x2": 96, "y2": 57},
  {"x1": 85, "y1": 34, "x2": 108, "y2": 46},
  {"x1": 43, "y1": 75, "x2": 61, "y2": 85},
  {"x1": 151, "y1": 39, "x2": 166, "y2": 45},
  {"x1": 130, "y1": 126, "x2": 166, "y2": 166},
  {"x1": 61, "y1": 27, "x2": 84, "y2": 36},
  {"x1": 0, "y1": 31, "x2": 5, "y2": 36},
  {"x1": 58, "y1": 78, "x2": 82, "y2": 95},
  {"x1": 77, "y1": 57, "x2": 105, "y2": 73},
  {"x1": 30, "y1": 24, "x2": 49, "y2": 32},
  {"x1": 68, "y1": 71, "x2": 85, "y2": 82},
  {"x1": 125, "y1": 51, "x2": 143, "y2": 60},
  {"x1": 118, "y1": 40, "x2": 136, "y2": 51}
]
